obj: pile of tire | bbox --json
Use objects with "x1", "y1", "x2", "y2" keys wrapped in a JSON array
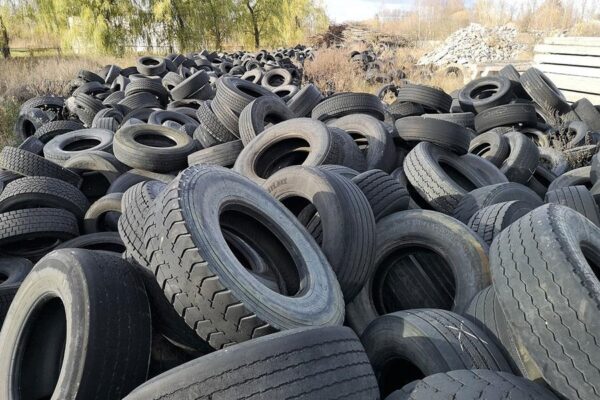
[
  {"x1": 350, "y1": 49, "x2": 406, "y2": 84},
  {"x1": 0, "y1": 54, "x2": 598, "y2": 400}
]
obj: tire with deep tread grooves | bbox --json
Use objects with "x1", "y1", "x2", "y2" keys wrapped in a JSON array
[
  {"x1": 467, "y1": 201, "x2": 536, "y2": 245},
  {"x1": 351, "y1": 169, "x2": 410, "y2": 221},
  {"x1": 545, "y1": 185, "x2": 600, "y2": 227}
]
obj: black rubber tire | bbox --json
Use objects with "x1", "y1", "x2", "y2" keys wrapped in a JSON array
[
  {"x1": 0, "y1": 249, "x2": 151, "y2": 400},
  {"x1": 404, "y1": 142, "x2": 507, "y2": 214},
  {"x1": 34, "y1": 120, "x2": 85, "y2": 143},
  {"x1": 144, "y1": 165, "x2": 344, "y2": 349},
  {"x1": 214, "y1": 76, "x2": 274, "y2": 114},
  {"x1": 124, "y1": 326, "x2": 379, "y2": 400},
  {"x1": 234, "y1": 118, "x2": 346, "y2": 185},
  {"x1": 146, "y1": 332, "x2": 206, "y2": 379},
  {"x1": 113, "y1": 124, "x2": 196, "y2": 172},
  {"x1": 465, "y1": 286, "x2": 534, "y2": 377},
  {"x1": 573, "y1": 98, "x2": 600, "y2": 131},
  {"x1": 55, "y1": 232, "x2": 125, "y2": 253},
  {"x1": 107, "y1": 168, "x2": 174, "y2": 194},
  {"x1": 452, "y1": 182, "x2": 543, "y2": 224},
  {"x1": 0, "y1": 208, "x2": 78, "y2": 259},
  {"x1": 328, "y1": 127, "x2": 369, "y2": 172},
  {"x1": 547, "y1": 166, "x2": 592, "y2": 192},
  {"x1": 124, "y1": 78, "x2": 169, "y2": 106},
  {"x1": 148, "y1": 110, "x2": 198, "y2": 129},
  {"x1": 395, "y1": 116, "x2": 471, "y2": 155},
  {"x1": 18, "y1": 136, "x2": 45, "y2": 155},
  {"x1": 118, "y1": 92, "x2": 161, "y2": 113},
  {"x1": 319, "y1": 164, "x2": 360, "y2": 179},
  {"x1": 0, "y1": 258, "x2": 33, "y2": 327},
  {"x1": 545, "y1": 185, "x2": 600, "y2": 226},
  {"x1": 423, "y1": 112, "x2": 475, "y2": 129},
  {"x1": 73, "y1": 93, "x2": 105, "y2": 127},
  {"x1": 467, "y1": 201, "x2": 536, "y2": 245},
  {"x1": 14, "y1": 108, "x2": 50, "y2": 141},
  {"x1": 388, "y1": 369, "x2": 559, "y2": 400},
  {"x1": 361, "y1": 309, "x2": 513, "y2": 397},
  {"x1": 468, "y1": 130, "x2": 510, "y2": 167},
  {"x1": 474, "y1": 104, "x2": 537, "y2": 133},
  {"x1": 395, "y1": 85, "x2": 452, "y2": 113},
  {"x1": 501, "y1": 131, "x2": 540, "y2": 184},
  {"x1": 43, "y1": 128, "x2": 114, "y2": 166},
  {"x1": 187, "y1": 140, "x2": 243, "y2": 167},
  {"x1": 238, "y1": 96, "x2": 294, "y2": 145},
  {"x1": 458, "y1": 77, "x2": 514, "y2": 113},
  {"x1": 264, "y1": 166, "x2": 375, "y2": 301},
  {"x1": 0, "y1": 146, "x2": 82, "y2": 188},
  {"x1": 194, "y1": 100, "x2": 238, "y2": 147},
  {"x1": 137, "y1": 55, "x2": 167, "y2": 76},
  {"x1": 351, "y1": 169, "x2": 410, "y2": 221},
  {"x1": 0, "y1": 176, "x2": 89, "y2": 218},
  {"x1": 287, "y1": 83, "x2": 323, "y2": 117},
  {"x1": 490, "y1": 204, "x2": 600, "y2": 400},
  {"x1": 388, "y1": 101, "x2": 424, "y2": 119},
  {"x1": 592, "y1": 153, "x2": 600, "y2": 184},
  {"x1": 521, "y1": 67, "x2": 570, "y2": 115},
  {"x1": 312, "y1": 92, "x2": 386, "y2": 121},
  {"x1": 330, "y1": 114, "x2": 397, "y2": 171},
  {"x1": 171, "y1": 70, "x2": 210, "y2": 101},
  {"x1": 83, "y1": 193, "x2": 122, "y2": 234},
  {"x1": 63, "y1": 151, "x2": 128, "y2": 200},
  {"x1": 346, "y1": 209, "x2": 490, "y2": 335}
]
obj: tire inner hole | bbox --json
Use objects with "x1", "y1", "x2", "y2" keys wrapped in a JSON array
[
  {"x1": 135, "y1": 133, "x2": 177, "y2": 148},
  {"x1": 17, "y1": 297, "x2": 67, "y2": 400},
  {"x1": 255, "y1": 138, "x2": 310, "y2": 179},
  {"x1": 470, "y1": 84, "x2": 499, "y2": 100},
  {"x1": 470, "y1": 143, "x2": 491, "y2": 157},
  {"x1": 438, "y1": 161, "x2": 478, "y2": 192},
  {"x1": 379, "y1": 357, "x2": 426, "y2": 397},
  {"x1": 63, "y1": 138, "x2": 101, "y2": 152}
]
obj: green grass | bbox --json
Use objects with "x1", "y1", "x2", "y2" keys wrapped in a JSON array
[{"x1": 0, "y1": 99, "x2": 21, "y2": 148}]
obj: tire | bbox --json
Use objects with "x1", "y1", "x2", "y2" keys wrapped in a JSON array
[
  {"x1": 118, "y1": 92, "x2": 161, "y2": 112},
  {"x1": 395, "y1": 85, "x2": 452, "y2": 113},
  {"x1": 388, "y1": 101, "x2": 424, "y2": 119},
  {"x1": 234, "y1": 118, "x2": 345, "y2": 185},
  {"x1": 107, "y1": 168, "x2": 174, "y2": 194},
  {"x1": 465, "y1": 286, "x2": 535, "y2": 377},
  {"x1": 467, "y1": 201, "x2": 536, "y2": 245},
  {"x1": 320, "y1": 164, "x2": 360, "y2": 179},
  {"x1": 63, "y1": 151, "x2": 128, "y2": 200},
  {"x1": 423, "y1": 112, "x2": 475, "y2": 129},
  {"x1": 521, "y1": 67, "x2": 570, "y2": 115},
  {"x1": 0, "y1": 257, "x2": 32, "y2": 287},
  {"x1": 404, "y1": 142, "x2": 507, "y2": 214},
  {"x1": 74, "y1": 94, "x2": 105, "y2": 127},
  {"x1": 468, "y1": 130, "x2": 510, "y2": 167},
  {"x1": 0, "y1": 146, "x2": 82, "y2": 188},
  {"x1": 312, "y1": 93, "x2": 386, "y2": 121},
  {"x1": 124, "y1": 326, "x2": 379, "y2": 400},
  {"x1": 0, "y1": 176, "x2": 89, "y2": 218},
  {"x1": 538, "y1": 146, "x2": 569, "y2": 175},
  {"x1": 261, "y1": 67, "x2": 293, "y2": 90},
  {"x1": 592, "y1": 153, "x2": 599, "y2": 184},
  {"x1": 55, "y1": 232, "x2": 125, "y2": 253},
  {"x1": 239, "y1": 96, "x2": 294, "y2": 145},
  {"x1": 331, "y1": 114, "x2": 396, "y2": 171},
  {"x1": 43, "y1": 128, "x2": 114, "y2": 165},
  {"x1": 452, "y1": 182, "x2": 543, "y2": 224},
  {"x1": 287, "y1": 83, "x2": 323, "y2": 117},
  {"x1": 490, "y1": 204, "x2": 600, "y2": 400},
  {"x1": 361, "y1": 309, "x2": 513, "y2": 397},
  {"x1": 18, "y1": 136, "x2": 44, "y2": 155},
  {"x1": 474, "y1": 104, "x2": 537, "y2": 133},
  {"x1": 214, "y1": 76, "x2": 274, "y2": 114},
  {"x1": 0, "y1": 249, "x2": 151, "y2": 400},
  {"x1": 388, "y1": 370, "x2": 559, "y2": 400},
  {"x1": 458, "y1": 77, "x2": 514, "y2": 113},
  {"x1": 194, "y1": 101, "x2": 238, "y2": 147},
  {"x1": 264, "y1": 166, "x2": 376, "y2": 301},
  {"x1": 272, "y1": 84, "x2": 299, "y2": 102},
  {"x1": 171, "y1": 70, "x2": 210, "y2": 101},
  {"x1": 187, "y1": 140, "x2": 243, "y2": 167},
  {"x1": 501, "y1": 131, "x2": 540, "y2": 184},
  {"x1": 14, "y1": 108, "x2": 50, "y2": 141},
  {"x1": 545, "y1": 185, "x2": 600, "y2": 226},
  {"x1": 0, "y1": 208, "x2": 78, "y2": 259},
  {"x1": 113, "y1": 124, "x2": 196, "y2": 172},
  {"x1": 547, "y1": 166, "x2": 592, "y2": 192},
  {"x1": 573, "y1": 98, "x2": 600, "y2": 131},
  {"x1": 527, "y1": 165, "x2": 556, "y2": 198},
  {"x1": 34, "y1": 120, "x2": 85, "y2": 143},
  {"x1": 137, "y1": 56, "x2": 166, "y2": 76},
  {"x1": 351, "y1": 169, "x2": 410, "y2": 221},
  {"x1": 395, "y1": 116, "x2": 471, "y2": 155},
  {"x1": 124, "y1": 78, "x2": 169, "y2": 106},
  {"x1": 144, "y1": 165, "x2": 344, "y2": 349},
  {"x1": 83, "y1": 193, "x2": 122, "y2": 233},
  {"x1": 148, "y1": 110, "x2": 198, "y2": 128},
  {"x1": 346, "y1": 210, "x2": 490, "y2": 335},
  {"x1": 328, "y1": 127, "x2": 369, "y2": 172}
]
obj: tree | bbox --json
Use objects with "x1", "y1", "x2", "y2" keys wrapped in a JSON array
[{"x1": 0, "y1": 15, "x2": 9, "y2": 58}]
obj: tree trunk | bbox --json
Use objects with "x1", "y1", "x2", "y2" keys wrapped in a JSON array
[
  {"x1": 0, "y1": 16, "x2": 10, "y2": 59},
  {"x1": 245, "y1": 1, "x2": 260, "y2": 48}
]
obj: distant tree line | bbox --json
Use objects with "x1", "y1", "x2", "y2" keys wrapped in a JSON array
[{"x1": 0, "y1": 0, "x2": 329, "y2": 56}]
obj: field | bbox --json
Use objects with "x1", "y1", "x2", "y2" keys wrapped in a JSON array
[{"x1": 0, "y1": 45, "x2": 469, "y2": 148}]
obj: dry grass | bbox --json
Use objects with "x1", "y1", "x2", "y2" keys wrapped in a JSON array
[{"x1": 304, "y1": 47, "x2": 465, "y2": 97}]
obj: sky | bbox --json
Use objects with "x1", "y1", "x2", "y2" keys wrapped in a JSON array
[{"x1": 323, "y1": 0, "x2": 477, "y2": 22}]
